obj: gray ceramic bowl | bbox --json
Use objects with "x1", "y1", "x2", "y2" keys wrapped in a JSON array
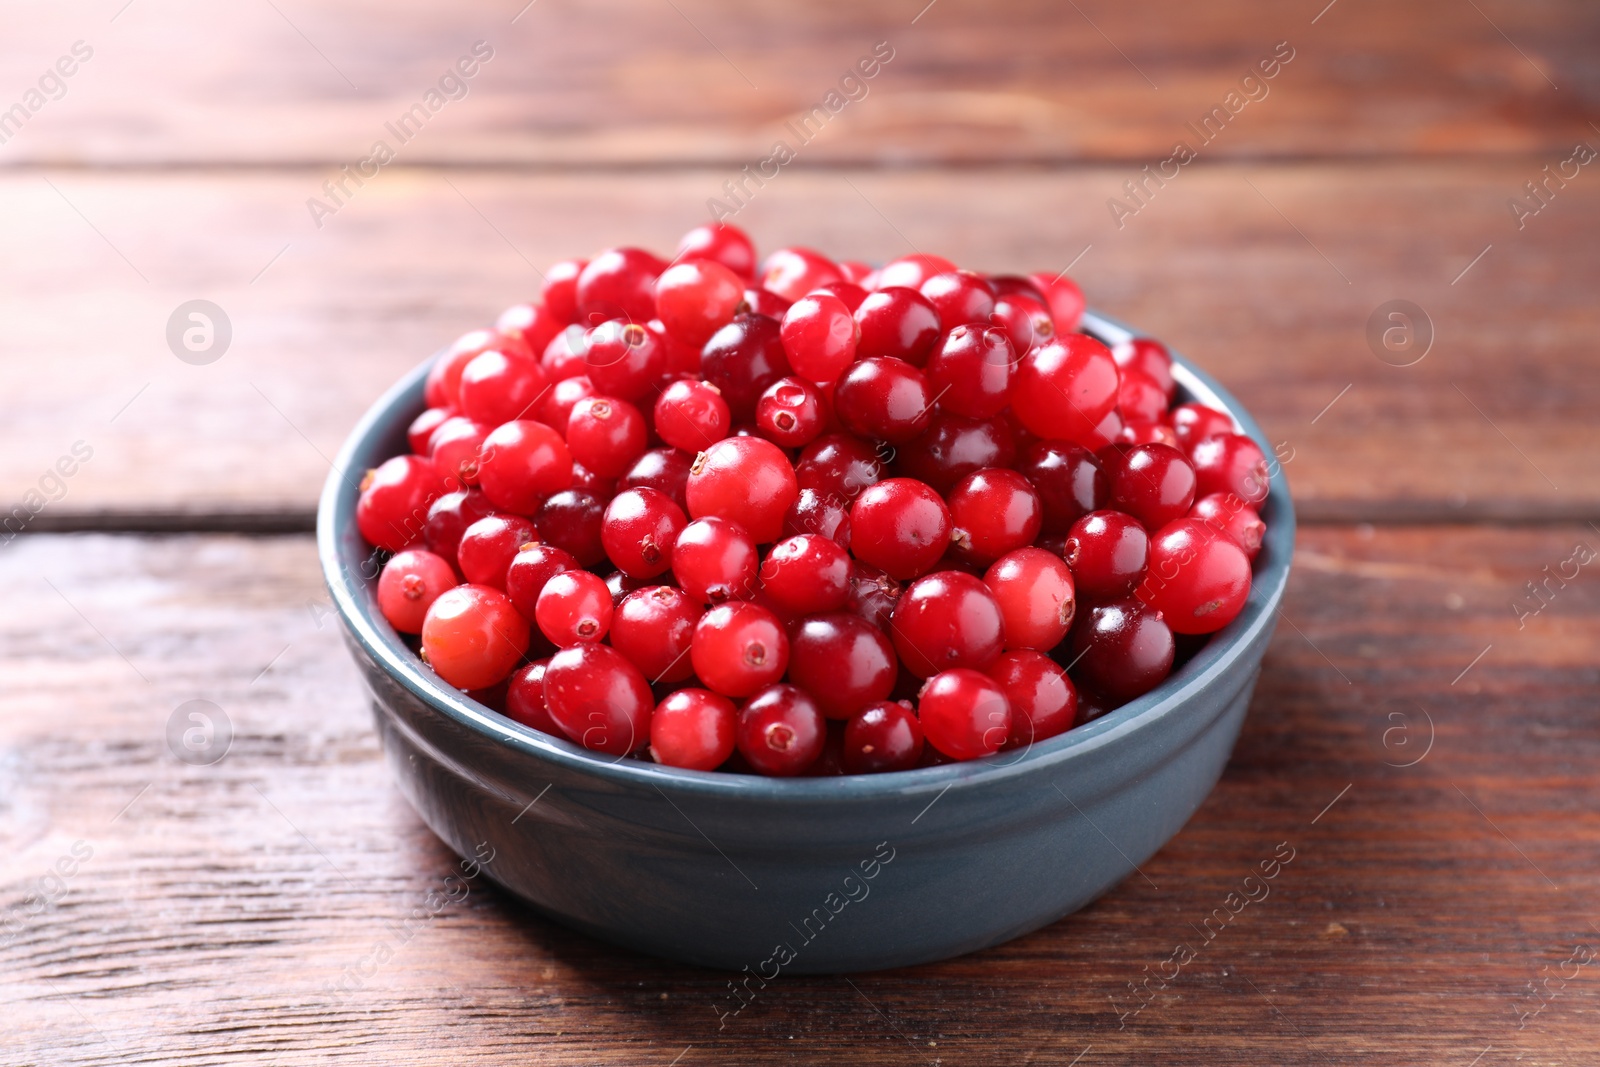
[{"x1": 318, "y1": 309, "x2": 1294, "y2": 974}]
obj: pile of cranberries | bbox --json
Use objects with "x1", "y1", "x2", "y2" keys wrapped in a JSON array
[{"x1": 355, "y1": 223, "x2": 1271, "y2": 777}]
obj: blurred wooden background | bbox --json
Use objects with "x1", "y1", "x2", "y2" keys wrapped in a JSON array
[{"x1": 2, "y1": 1, "x2": 1597, "y2": 1064}]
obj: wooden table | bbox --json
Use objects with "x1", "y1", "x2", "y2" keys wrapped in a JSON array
[{"x1": 4, "y1": 2, "x2": 1597, "y2": 1063}]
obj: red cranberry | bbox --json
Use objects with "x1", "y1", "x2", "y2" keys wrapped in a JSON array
[
  {"x1": 1136, "y1": 518, "x2": 1253, "y2": 634},
  {"x1": 540, "y1": 374, "x2": 596, "y2": 428},
  {"x1": 1169, "y1": 402, "x2": 1234, "y2": 452},
  {"x1": 505, "y1": 660, "x2": 560, "y2": 734},
  {"x1": 783, "y1": 488, "x2": 852, "y2": 546},
  {"x1": 1190, "y1": 492, "x2": 1266, "y2": 560},
  {"x1": 420, "y1": 584, "x2": 529, "y2": 690},
  {"x1": 654, "y1": 379, "x2": 731, "y2": 453},
  {"x1": 618, "y1": 447, "x2": 693, "y2": 513},
  {"x1": 947, "y1": 468, "x2": 1043, "y2": 565},
  {"x1": 1117, "y1": 368, "x2": 1167, "y2": 424},
  {"x1": 601, "y1": 487, "x2": 686, "y2": 579},
  {"x1": 989, "y1": 293, "x2": 1055, "y2": 352},
  {"x1": 740, "y1": 287, "x2": 792, "y2": 319},
  {"x1": 759, "y1": 534, "x2": 851, "y2": 615},
  {"x1": 649, "y1": 319, "x2": 702, "y2": 376},
  {"x1": 576, "y1": 247, "x2": 665, "y2": 325},
  {"x1": 1111, "y1": 337, "x2": 1176, "y2": 400},
  {"x1": 477, "y1": 420, "x2": 574, "y2": 516},
  {"x1": 535, "y1": 569, "x2": 613, "y2": 646},
  {"x1": 1018, "y1": 440, "x2": 1108, "y2": 533},
  {"x1": 686, "y1": 436, "x2": 798, "y2": 544},
  {"x1": 459, "y1": 350, "x2": 550, "y2": 428},
  {"x1": 457, "y1": 514, "x2": 537, "y2": 589},
  {"x1": 427, "y1": 415, "x2": 490, "y2": 488},
  {"x1": 919, "y1": 668, "x2": 1011, "y2": 760},
  {"x1": 919, "y1": 270, "x2": 996, "y2": 331},
  {"x1": 611, "y1": 585, "x2": 698, "y2": 683},
  {"x1": 654, "y1": 260, "x2": 745, "y2": 347},
  {"x1": 876, "y1": 254, "x2": 957, "y2": 291},
  {"x1": 847, "y1": 561, "x2": 902, "y2": 632},
  {"x1": 989, "y1": 650, "x2": 1077, "y2": 748},
  {"x1": 428, "y1": 329, "x2": 512, "y2": 408},
  {"x1": 358, "y1": 455, "x2": 445, "y2": 552},
  {"x1": 407, "y1": 406, "x2": 453, "y2": 456},
  {"x1": 504, "y1": 541, "x2": 578, "y2": 621},
  {"x1": 810, "y1": 280, "x2": 868, "y2": 312},
  {"x1": 424, "y1": 488, "x2": 496, "y2": 565},
  {"x1": 542, "y1": 325, "x2": 589, "y2": 381},
  {"x1": 1118, "y1": 420, "x2": 1181, "y2": 450},
  {"x1": 692, "y1": 602, "x2": 789, "y2": 697},
  {"x1": 984, "y1": 547, "x2": 1075, "y2": 651},
  {"x1": 760, "y1": 247, "x2": 843, "y2": 303},
  {"x1": 890, "y1": 570, "x2": 1006, "y2": 678},
  {"x1": 841, "y1": 702, "x2": 923, "y2": 773},
  {"x1": 496, "y1": 301, "x2": 564, "y2": 357},
  {"x1": 737, "y1": 684, "x2": 826, "y2": 776},
  {"x1": 795, "y1": 433, "x2": 885, "y2": 499},
  {"x1": 700, "y1": 313, "x2": 791, "y2": 421},
  {"x1": 673, "y1": 517, "x2": 758, "y2": 604},
  {"x1": 1189, "y1": 432, "x2": 1271, "y2": 505},
  {"x1": 676, "y1": 222, "x2": 756, "y2": 280},
  {"x1": 834, "y1": 356, "x2": 934, "y2": 443},
  {"x1": 541, "y1": 259, "x2": 586, "y2": 324},
  {"x1": 542, "y1": 643, "x2": 653, "y2": 755},
  {"x1": 849, "y1": 478, "x2": 952, "y2": 581},
  {"x1": 1064, "y1": 510, "x2": 1149, "y2": 600},
  {"x1": 1104, "y1": 442, "x2": 1197, "y2": 531},
  {"x1": 651, "y1": 688, "x2": 738, "y2": 770},
  {"x1": 895, "y1": 413, "x2": 1016, "y2": 495},
  {"x1": 1025, "y1": 271, "x2": 1086, "y2": 332},
  {"x1": 584, "y1": 320, "x2": 667, "y2": 403},
  {"x1": 780, "y1": 292, "x2": 858, "y2": 385},
  {"x1": 1011, "y1": 334, "x2": 1120, "y2": 444},
  {"x1": 377, "y1": 549, "x2": 457, "y2": 634},
  {"x1": 754, "y1": 377, "x2": 826, "y2": 449},
  {"x1": 1065, "y1": 598, "x2": 1174, "y2": 706},
  {"x1": 566, "y1": 396, "x2": 648, "y2": 479},
  {"x1": 535, "y1": 490, "x2": 607, "y2": 566},
  {"x1": 853, "y1": 287, "x2": 942, "y2": 366},
  {"x1": 786, "y1": 612, "x2": 897, "y2": 720},
  {"x1": 924, "y1": 324, "x2": 1016, "y2": 419}
]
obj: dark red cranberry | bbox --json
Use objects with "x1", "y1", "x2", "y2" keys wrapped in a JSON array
[
  {"x1": 919, "y1": 270, "x2": 996, "y2": 331},
  {"x1": 650, "y1": 687, "x2": 738, "y2": 770},
  {"x1": 424, "y1": 488, "x2": 497, "y2": 565},
  {"x1": 919, "y1": 668, "x2": 1011, "y2": 760},
  {"x1": 989, "y1": 650, "x2": 1077, "y2": 748},
  {"x1": 1063, "y1": 510, "x2": 1149, "y2": 600},
  {"x1": 737, "y1": 684, "x2": 826, "y2": 776},
  {"x1": 505, "y1": 660, "x2": 560, "y2": 734},
  {"x1": 535, "y1": 490, "x2": 607, "y2": 566},
  {"x1": 700, "y1": 312, "x2": 791, "y2": 421},
  {"x1": 850, "y1": 478, "x2": 952, "y2": 581},
  {"x1": 740, "y1": 287, "x2": 792, "y2": 319},
  {"x1": 1064, "y1": 598, "x2": 1174, "y2": 706},
  {"x1": 611, "y1": 585, "x2": 699, "y2": 683},
  {"x1": 618, "y1": 447, "x2": 693, "y2": 514},
  {"x1": 1018, "y1": 440, "x2": 1108, "y2": 533},
  {"x1": 853, "y1": 287, "x2": 942, "y2": 366},
  {"x1": 890, "y1": 570, "x2": 1006, "y2": 678},
  {"x1": 895, "y1": 413, "x2": 1016, "y2": 495},
  {"x1": 842, "y1": 701, "x2": 924, "y2": 773},
  {"x1": 782, "y1": 488, "x2": 852, "y2": 547},
  {"x1": 1104, "y1": 442, "x2": 1197, "y2": 531},
  {"x1": 786, "y1": 612, "x2": 897, "y2": 720},
  {"x1": 834, "y1": 356, "x2": 934, "y2": 444},
  {"x1": 1136, "y1": 518, "x2": 1252, "y2": 634},
  {"x1": 692, "y1": 602, "x2": 789, "y2": 697},
  {"x1": 601, "y1": 487, "x2": 686, "y2": 579},
  {"x1": 924, "y1": 324, "x2": 1016, "y2": 419},
  {"x1": 542, "y1": 643, "x2": 654, "y2": 755},
  {"x1": 989, "y1": 293, "x2": 1055, "y2": 353},
  {"x1": 576, "y1": 247, "x2": 665, "y2": 325},
  {"x1": 847, "y1": 561, "x2": 902, "y2": 632},
  {"x1": 809, "y1": 280, "x2": 868, "y2": 312},
  {"x1": 946, "y1": 468, "x2": 1043, "y2": 565},
  {"x1": 504, "y1": 541, "x2": 578, "y2": 621},
  {"x1": 795, "y1": 433, "x2": 885, "y2": 499}
]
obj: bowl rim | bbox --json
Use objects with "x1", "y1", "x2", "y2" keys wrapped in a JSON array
[{"x1": 318, "y1": 308, "x2": 1295, "y2": 802}]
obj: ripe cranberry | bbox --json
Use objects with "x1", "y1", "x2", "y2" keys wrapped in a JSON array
[
  {"x1": 810, "y1": 280, "x2": 868, "y2": 312},
  {"x1": 428, "y1": 329, "x2": 513, "y2": 408},
  {"x1": 947, "y1": 468, "x2": 1043, "y2": 565},
  {"x1": 584, "y1": 320, "x2": 667, "y2": 403},
  {"x1": 504, "y1": 541, "x2": 578, "y2": 621},
  {"x1": 700, "y1": 313, "x2": 791, "y2": 421},
  {"x1": 1190, "y1": 432, "x2": 1271, "y2": 505},
  {"x1": 459, "y1": 350, "x2": 550, "y2": 427},
  {"x1": 540, "y1": 374, "x2": 595, "y2": 428},
  {"x1": 476, "y1": 420, "x2": 574, "y2": 515},
  {"x1": 650, "y1": 688, "x2": 738, "y2": 770},
  {"x1": 576, "y1": 247, "x2": 665, "y2": 325},
  {"x1": 896, "y1": 413, "x2": 1015, "y2": 495},
  {"x1": 1010, "y1": 334, "x2": 1120, "y2": 445},
  {"x1": 496, "y1": 301, "x2": 564, "y2": 357},
  {"x1": 1117, "y1": 368, "x2": 1167, "y2": 424},
  {"x1": 611, "y1": 585, "x2": 698, "y2": 683},
  {"x1": 542, "y1": 259, "x2": 586, "y2": 324},
  {"x1": 780, "y1": 292, "x2": 858, "y2": 385},
  {"x1": 919, "y1": 270, "x2": 996, "y2": 331},
  {"x1": 654, "y1": 259, "x2": 745, "y2": 347},
  {"x1": 795, "y1": 433, "x2": 885, "y2": 499},
  {"x1": 377, "y1": 549, "x2": 458, "y2": 634},
  {"x1": 919, "y1": 669, "x2": 1011, "y2": 760},
  {"x1": 570, "y1": 463, "x2": 614, "y2": 498},
  {"x1": 1118, "y1": 420, "x2": 1181, "y2": 450},
  {"x1": 692, "y1": 602, "x2": 789, "y2": 697},
  {"x1": 457, "y1": 514, "x2": 537, "y2": 589},
  {"x1": 783, "y1": 488, "x2": 852, "y2": 546},
  {"x1": 989, "y1": 650, "x2": 1077, "y2": 748},
  {"x1": 673, "y1": 517, "x2": 759, "y2": 604},
  {"x1": 1169, "y1": 402, "x2": 1234, "y2": 451},
  {"x1": 924, "y1": 324, "x2": 1016, "y2": 419},
  {"x1": 1104, "y1": 442, "x2": 1197, "y2": 531},
  {"x1": 850, "y1": 478, "x2": 951, "y2": 581},
  {"x1": 834, "y1": 357, "x2": 934, "y2": 443},
  {"x1": 505, "y1": 660, "x2": 560, "y2": 734},
  {"x1": 786, "y1": 612, "x2": 897, "y2": 720},
  {"x1": 1025, "y1": 271, "x2": 1086, "y2": 333},
  {"x1": 535, "y1": 490, "x2": 607, "y2": 566},
  {"x1": 1018, "y1": 440, "x2": 1108, "y2": 533},
  {"x1": 427, "y1": 416, "x2": 490, "y2": 488},
  {"x1": 891, "y1": 570, "x2": 1005, "y2": 678},
  {"x1": 1191, "y1": 492, "x2": 1266, "y2": 560},
  {"x1": 424, "y1": 488, "x2": 496, "y2": 564},
  {"x1": 357, "y1": 455, "x2": 444, "y2": 552},
  {"x1": 740, "y1": 287, "x2": 791, "y2": 318},
  {"x1": 847, "y1": 561, "x2": 903, "y2": 632},
  {"x1": 760, "y1": 247, "x2": 843, "y2": 303},
  {"x1": 854, "y1": 287, "x2": 942, "y2": 365},
  {"x1": 1064, "y1": 510, "x2": 1149, "y2": 599},
  {"x1": 876, "y1": 254, "x2": 957, "y2": 291},
  {"x1": 759, "y1": 534, "x2": 850, "y2": 615},
  {"x1": 1136, "y1": 518, "x2": 1253, "y2": 634},
  {"x1": 535, "y1": 569, "x2": 613, "y2": 646},
  {"x1": 756, "y1": 377, "x2": 826, "y2": 448},
  {"x1": 676, "y1": 222, "x2": 756, "y2": 279},
  {"x1": 542, "y1": 325, "x2": 589, "y2": 380},
  {"x1": 407, "y1": 406, "x2": 453, "y2": 456},
  {"x1": 542, "y1": 643, "x2": 653, "y2": 756},
  {"x1": 601, "y1": 487, "x2": 687, "y2": 579},
  {"x1": 735, "y1": 684, "x2": 825, "y2": 776},
  {"x1": 686, "y1": 436, "x2": 798, "y2": 544},
  {"x1": 1066, "y1": 598, "x2": 1174, "y2": 706},
  {"x1": 566, "y1": 396, "x2": 648, "y2": 478},
  {"x1": 842, "y1": 701, "x2": 923, "y2": 773},
  {"x1": 989, "y1": 293, "x2": 1055, "y2": 353},
  {"x1": 984, "y1": 547, "x2": 1075, "y2": 651},
  {"x1": 654, "y1": 378, "x2": 731, "y2": 452},
  {"x1": 1111, "y1": 336, "x2": 1176, "y2": 400},
  {"x1": 617, "y1": 447, "x2": 692, "y2": 513},
  {"x1": 420, "y1": 584, "x2": 529, "y2": 690}
]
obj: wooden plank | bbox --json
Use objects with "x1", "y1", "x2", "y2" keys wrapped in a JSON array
[
  {"x1": 2, "y1": 163, "x2": 1596, "y2": 523},
  {"x1": 2, "y1": 527, "x2": 1596, "y2": 1064},
  {"x1": 0, "y1": 0, "x2": 1593, "y2": 167}
]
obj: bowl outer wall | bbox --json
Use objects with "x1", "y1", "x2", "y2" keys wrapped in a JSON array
[{"x1": 317, "y1": 309, "x2": 1294, "y2": 972}]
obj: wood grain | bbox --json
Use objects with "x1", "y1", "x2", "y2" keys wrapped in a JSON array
[
  {"x1": 1, "y1": 528, "x2": 1596, "y2": 1065},
  {"x1": 0, "y1": 0, "x2": 1593, "y2": 167},
  {"x1": 2, "y1": 163, "x2": 1596, "y2": 525}
]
